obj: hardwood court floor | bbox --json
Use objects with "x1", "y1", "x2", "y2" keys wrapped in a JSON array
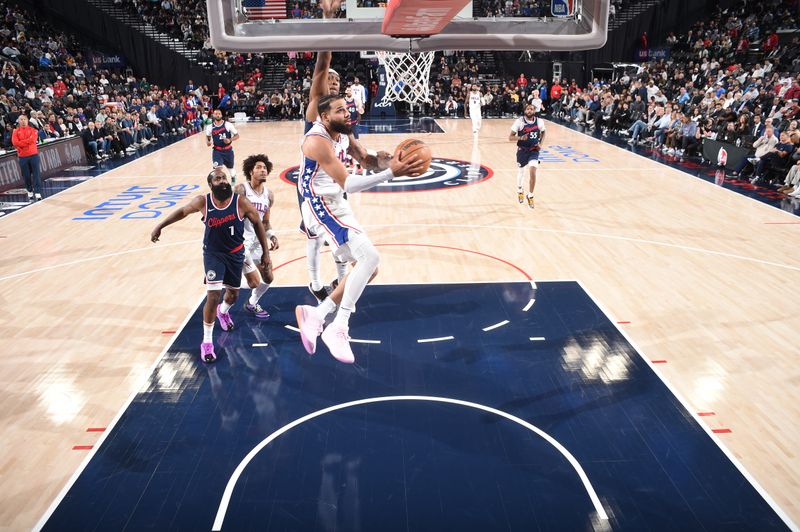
[{"x1": 1, "y1": 118, "x2": 798, "y2": 530}]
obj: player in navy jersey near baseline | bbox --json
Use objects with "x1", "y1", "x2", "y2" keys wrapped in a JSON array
[
  {"x1": 233, "y1": 154, "x2": 279, "y2": 321},
  {"x1": 150, "y1": 166, "x2": 270, "y2": 363},
  {"x1": 206, "y1": 109, "x2": 240, "y2": 183},
  {"x1": 509, "y1": 103, "x2": 546, "y2": 209}
]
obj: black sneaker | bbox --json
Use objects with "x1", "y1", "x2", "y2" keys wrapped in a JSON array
[{"x1": 308, "y1": 279, "x2": 340, "y2": 303}]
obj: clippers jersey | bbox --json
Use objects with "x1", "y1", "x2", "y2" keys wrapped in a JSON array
[
  {"x1": 243, "y1": 182, "x2": 271, "y2": 246},
  {"x1": 203, "y1": 193, "x2": 245, "y2": 254},
  {"x1": 511, "y1": 116, "x2": 546, "y2": 151},
  {"x1": 298, "y1": 120, "x2": 350, "y2": 200},
  {"x1": 345, "y1": 98, "x2": 360, "y2": 125},
  {"x1": 205, "y1": 120, "x2": 238, "y2": 151}
]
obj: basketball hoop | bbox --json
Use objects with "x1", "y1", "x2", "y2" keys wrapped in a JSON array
[{"x1": 375, "y1": 51, "x2": 435, "y2": 106}]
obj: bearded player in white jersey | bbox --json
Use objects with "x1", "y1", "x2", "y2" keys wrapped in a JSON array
[
  {"x1": 233, "y1": 154, "x2": 279, "y2": 319},
  {"x1": 300, "y1": 0, "x2": 392, "y2": 304},
  {"x1": 467, "y1": 85, "x2": 483, "y2": 134},
  {"x1": 295, "y1": 94, "x2": 424, "y2": 364}
]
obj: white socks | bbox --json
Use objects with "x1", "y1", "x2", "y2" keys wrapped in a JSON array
[
  {"x1": 203, "y1": 322, "x2": 214, "y2": 343},
  {"x1": 249, "y1": 282, "x2": 270, "y2": 305},
  {"x1": 313, "y1": 297, "x2": 337, "y2": 320},
  {"x1": 219, "y1": 300, "x2": 233, "y2": 314}
]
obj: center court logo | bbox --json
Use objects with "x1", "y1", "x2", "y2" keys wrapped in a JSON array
[{"x1": 280, "y1": 158, "x2": 493, "y2": 193}]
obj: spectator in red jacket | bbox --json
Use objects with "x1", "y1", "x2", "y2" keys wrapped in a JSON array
[{"x1": 11, "y1": 115, "x2": 42, "y2": 201}]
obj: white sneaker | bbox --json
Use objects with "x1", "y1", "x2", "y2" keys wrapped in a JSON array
[
  {"x1": 321, "y1": 322, "x2": 354, "y2": 364},
  {"x1": 295, "y1": 305, "x2": 324, "y2": 355}
]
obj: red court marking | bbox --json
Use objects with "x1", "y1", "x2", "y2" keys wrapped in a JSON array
[
  {"x1": 616, "y1": 321, "x2": 631, "y2": 325},
  {"x1": 86, "y1": 427, "x2": 106, "y2": 432},
  {"x1": 712, "y1": 428, "x2": 732, "y2": 434},
  {"x1": 161, "y1": 330, "x2": 176, "y2": 335},
  {"x1": 651, "y1": 360, "x2": 668, "y2": 364},
  {"x1": 697, "y1": 412, "x2": 716, "y2": 417},
  {"x1": 72, "y1": 445, "x2": 93, "y2": 450},
  {"x1": 274, "y1": 243, "x2": 533, "y2": 280}
]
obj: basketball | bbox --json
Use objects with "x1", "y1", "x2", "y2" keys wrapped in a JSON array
[{"x1": 394, "y1": 138, "x2": 432, "y2": 174}]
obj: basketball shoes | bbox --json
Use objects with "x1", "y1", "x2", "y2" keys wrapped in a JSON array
[
  {"x1": 321, "y1": 322, "x2": 355, "y2": 364},
  {"x1": 200, "y1": 342, "x2": 217, "y2": 363},
  {"x1": 216, "y1": 305, "x2": 235, "y2": 331},
  {"x1": 527, "y1": 194, "x2": 535, "y2": 209},
  {"x1": 296, "y1": 305, "x2": 324, "y2": 354}
]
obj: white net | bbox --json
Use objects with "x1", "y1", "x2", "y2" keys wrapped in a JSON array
[{"x1": 375, "y1": 51, "x2": 435, "y2": 106}]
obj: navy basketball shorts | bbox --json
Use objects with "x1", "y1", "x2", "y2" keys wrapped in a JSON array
[
  {"x1": 516, "y1": 148, "x2": 541, "y2": 168},
  {"x1": 203, "y1": 250, "x2": 244, "y2": 290},
  {"x1": 212, "y1": 149, "x2": 235, "y2": 169}
]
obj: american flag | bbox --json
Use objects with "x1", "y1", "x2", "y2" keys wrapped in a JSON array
[{"x1": 242, "y1": 0, "x2": 287, "y2": 20}]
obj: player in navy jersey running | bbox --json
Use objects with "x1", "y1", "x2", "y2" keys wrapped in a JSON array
[
  {"x1": 151, "y1": 166, "x2": 270, "y2": 363},
  {"x1": 206, "y1": 109, "x2": 240, "y2": 183},
  {"x1": 509, "y1": 103, "x2": 546, "y2": 209}
]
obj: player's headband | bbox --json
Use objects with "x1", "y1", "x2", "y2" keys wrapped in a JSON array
[{"x1": 328, "y1": 69, "x2": 340, "y2": 78}]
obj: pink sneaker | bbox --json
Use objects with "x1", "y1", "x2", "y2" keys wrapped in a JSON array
[
  {"x1": 295, "y1": 305, "x2": 324, "y2": 355},
  {"x1": 200, "y1": 342, "x2": 216, "y2": 363},
  {"x1": 321, "y1": 322, "x2": 354, "y2": 364},
  {"x1": 216, "y1": 305, "x2": 235, "y2": 331}
]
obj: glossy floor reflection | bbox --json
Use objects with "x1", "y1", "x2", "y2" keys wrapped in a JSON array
[{"x1": 42, "y1": 282, "x2": 788, "y2": 531}]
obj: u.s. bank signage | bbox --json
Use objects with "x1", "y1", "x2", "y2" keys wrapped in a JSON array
[{"x1": 281, "y1": 158, "x2": 493, "y2": 193}]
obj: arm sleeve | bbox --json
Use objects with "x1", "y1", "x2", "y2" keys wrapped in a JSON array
[
  {"x1": 227, "y1": 122, "x2": 238, "y2": 135},
  {"x1": 204, "y1": 124, "x2": 212, "y2": 136},
  {"x1": 344, "y1": 168, "x2": 395, "y2": 194},
  {"x1": 537, "y1": 118, "x2": 546, "y2": 132},
  {"x1": 510, "y1": 118, "x2": 520, "y2": 134}
]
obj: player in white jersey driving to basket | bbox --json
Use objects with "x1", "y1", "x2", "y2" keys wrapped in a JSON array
[
  {"x1": 295, "y1": 94, "x2": 425, "y2": 364},
  {"x1": 234, "y1": 153, "x2": 279, "y2": 319},
  {"x1": 300, "y1": 0, "x2": 392, "y2": 303}
]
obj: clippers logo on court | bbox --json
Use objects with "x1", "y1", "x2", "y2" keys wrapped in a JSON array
[{"x1": 280, "y1": 158, "x2": 493, "y2": 193}]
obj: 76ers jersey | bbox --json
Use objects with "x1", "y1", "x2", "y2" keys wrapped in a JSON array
[
  {"x1": 242, "y1": 182, "x2": 271, "y2": 247},
  {"x1": 469, "y1": 92, "x2": 482, "y2": 109},
  {"x1": 203, "y1": 193, "x2": 245, "y2": 254},
  {"x1": 298, "y1": 120, "x2": 350, "y2": 200},
  {"x1": 511, "y1": 116, "x2": 546, "y2": 150}
]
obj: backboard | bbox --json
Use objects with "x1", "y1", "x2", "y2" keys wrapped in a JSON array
[{"x1": 207, "y1": 0, "x2": 608, "y2": 53}]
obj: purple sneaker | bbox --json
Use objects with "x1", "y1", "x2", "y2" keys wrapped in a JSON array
[
  {"x1": 244, "y1": 302, "x2": 270, "y2": 319},
  {"x1": 200, "y1": 342, "x2": 216, "y2": 363},
  {"x1": 216, "y1": 305, "x2": 235, "y2": 331}
]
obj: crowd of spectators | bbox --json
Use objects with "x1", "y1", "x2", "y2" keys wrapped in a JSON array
[
  {"x1": 5, "y1": 0, "x2": 800, "y2": 196},
  {"x1": 0, "y1": 1, "x2": 219, "y2": 165}
]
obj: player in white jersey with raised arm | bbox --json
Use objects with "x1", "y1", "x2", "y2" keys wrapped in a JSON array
[
  {"x1": 295, "y1": 94, "x2": 425, "y2": 364},
  {"x1": 467, "y1": 85, "x2": 483, "y2": 134},
  {"x1": 234, "y1": 154, "x2": 278, "y2": 319}
]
